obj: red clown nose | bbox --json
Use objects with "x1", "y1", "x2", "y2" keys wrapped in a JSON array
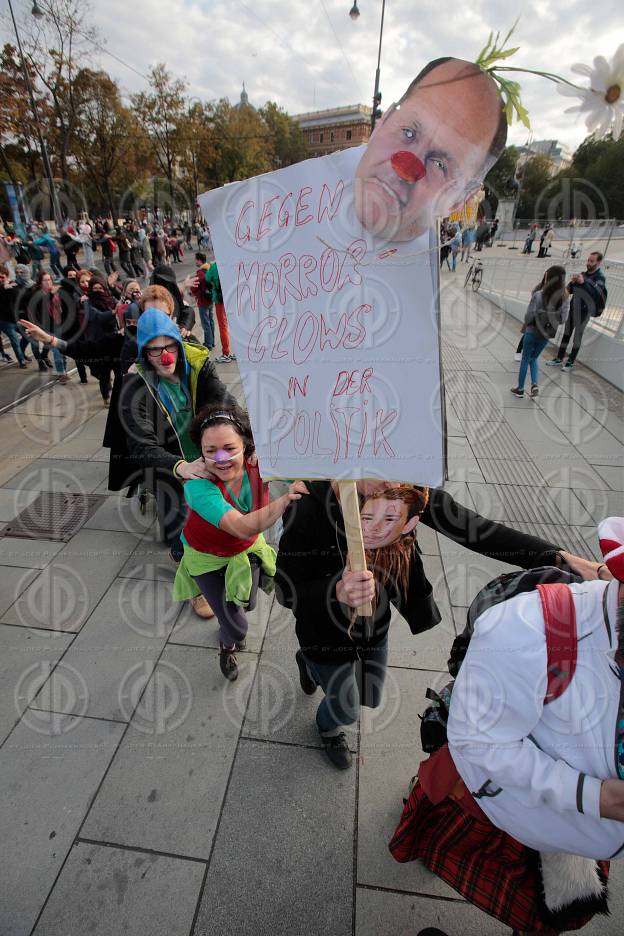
[
  {"x1": 391, "y1": 151, "x2": 426, "y2": 183},
  {"x1": 160, "y1": 350, "x2": 176, "y2": 366}
]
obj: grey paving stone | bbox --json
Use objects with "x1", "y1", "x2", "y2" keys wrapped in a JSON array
[
  {"x1": 358, "y1": 667, "x2": 458, "y2": 900},
  {"x1": 511, "y1": 523, "x2": 596, "y2": 561},
  {"x1": 415, "y1": 521, "x2": 438, "y2": 556},
  {"x1": 355, "y1": 887, "x2": 502, "y2": 936},
  {"x1": 82, "y1": 644, "x2": 256, "y2": 859},
  {"x1": 83, "y1": 493, "x2": 156, "y2": 535},
  {"x1": 32, "y1": 842, "x2": 204, "y2": 936},
  {"x1": 1, "y1": 458, "x2": 109, "y2": 495},
  {"x1": 30, "y1": 579, "x2": 181, "y2": 722},
  {"x1": 194, "y1": 739, "x2": 355, "y2": 936},
  {"x1": 0, "y1": 566, "x2": 38, "y2": 618},
  {"x1": 576, "y1": 427, "x2": 624, "y2": 467},
  {"x1": 3, "y1": 529, "x2": 138, "y2": 633},
  {"x1": 170, "y1": 588, "x2": 272, "y2": 653},
  {"x1": 446, "y1": 440, "x2": 484, "y2": 483},
  {"x1": 388, "y1": 554, "x2": 456, "y2": 672},
  {"x1": 0, "y1": 714, "x2": 125, "y2": 936},
  {"x1": 0, "y1": 536, "x2": 65, "y2": 569},
  {"x1": 580, "y1": 489, "x2": 624, "y2": 524},
  {"x1": 118, "y1": 535, "x2": 176, "y2": 583},
  {"x1": 476, "y1": 457, "x2": 544, "y2": 486},
  {"x1": 504, "y1": 407, "x2": 570, "y2": 444},
  {"x1": 594, "y1": 465, "x2": 624, "y2": 490},
  {"x1": 537, "y1": 456, "x2": 612, "y2": 491},
  {"x1": 463, "y1": 420, "x2": 527, "y2": 461},
  {"x1": 0, "y1": 623, "x2": 73, "y2": 745},
  {"x1": 439, "y1": 547, "x2": 516, "y2": 608},
  {"x1": 43, "y1": 435, "x2": 107, "y2": 460},
  {"x1": 0, "y1": 489, "x2": 39, "y2": 522},
  {"x1": 467, "y1": 482, "x2": 589, "y2": 527}
]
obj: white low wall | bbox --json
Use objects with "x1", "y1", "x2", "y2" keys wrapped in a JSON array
[{"x1": 479, "y1": 287, "x2": 624, "y2": 392}]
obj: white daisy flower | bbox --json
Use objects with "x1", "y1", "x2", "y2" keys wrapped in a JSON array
[{"x1": 557, "y1": 44, "x2": 624, "y2": 140}]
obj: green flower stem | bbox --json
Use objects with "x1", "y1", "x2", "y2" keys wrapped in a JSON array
[{"x1": 491, "y1": 67, "x2": 584, "y2": 91}]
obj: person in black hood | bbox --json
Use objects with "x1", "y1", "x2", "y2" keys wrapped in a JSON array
[
  {"x1": 150, "y1": 263, "x2": 195, "y2": 334},
  {"x1": 275, "y1": 479, "x2": 608, "y2": 770}
]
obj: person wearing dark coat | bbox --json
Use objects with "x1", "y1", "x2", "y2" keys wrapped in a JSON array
[
  {"x1": 275, "y1": 480, "x2": 606, "y2": 770},
  {"x1": 150, "y1": 263, "x2": 196, "y2": 333},
  {"x1": 18, "y1": 309, "x2": 233, "y2": 556}
]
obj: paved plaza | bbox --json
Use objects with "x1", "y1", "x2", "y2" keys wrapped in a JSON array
[{"x1": 0, "y1": 272, "x2": 622, "y2": 935}]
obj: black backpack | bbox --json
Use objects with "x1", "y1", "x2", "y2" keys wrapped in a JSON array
[{"x1": 420, "y1": 566, "x2": 582, "y2": 754}]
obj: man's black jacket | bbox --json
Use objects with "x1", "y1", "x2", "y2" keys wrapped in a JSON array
[
  {"x1": 568, "y1": 267, "x2": 607, "y2": 319},
  {"x1": 275, "y1": 482, "x2": 561, "y2": 664}
]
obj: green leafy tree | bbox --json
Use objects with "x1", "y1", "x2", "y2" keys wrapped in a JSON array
[
  {"x1": 259, "y1": 101, "x2": 307, "y2": 169},
  {"x1": 132, "y1": 64, "x2": 188, "y2": 208},
  {"x1": 71, "y1": 70, "x2": 152, "y2": 217},
  {"x1": 515, "y1": 154, "x2": 553, "y2": 219},
  {"x1": 21, "y1": 0, "x2": 100, "y2": 183}
]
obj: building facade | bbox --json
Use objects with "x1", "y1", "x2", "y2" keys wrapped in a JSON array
[
  {"x1": 293, "y1": 104, "x2": 373, "y2": 157},
  {"x1": 516, "y1": 139, "x2": 572, "y2": 175}
]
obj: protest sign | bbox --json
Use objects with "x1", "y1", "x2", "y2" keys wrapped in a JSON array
[{"x1": 198, "y1": 144, "x2": 444, "y2": 487}]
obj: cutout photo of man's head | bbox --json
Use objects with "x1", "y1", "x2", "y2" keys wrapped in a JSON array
[{"x1": 354, "y1": 57, "x2": 508, "y2": 242}]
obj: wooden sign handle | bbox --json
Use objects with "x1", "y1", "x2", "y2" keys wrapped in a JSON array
[{"x1": 338, "y1": 481, "x2": 373, "y2": 618}]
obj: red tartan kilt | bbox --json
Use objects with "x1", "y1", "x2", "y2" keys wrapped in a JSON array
[{"x1": 389, "y1": 781, "x2": 609, "y2": 935}]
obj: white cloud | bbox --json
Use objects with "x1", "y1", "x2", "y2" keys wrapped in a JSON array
[{"x1": 1, "y1": 0, "x2": 622, "y2": 152}]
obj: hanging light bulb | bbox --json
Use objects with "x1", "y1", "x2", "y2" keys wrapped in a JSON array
[{"x1": 349, "y1": 2, "x2": 360, "y2": 21}]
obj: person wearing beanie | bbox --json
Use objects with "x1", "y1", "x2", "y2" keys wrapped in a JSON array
[
  {"x1": 390, "y1": 517, "x2": 622, "y2": 935},
  {"x1": 118, "y1": 308, "x2": 235, "y2": 617}
]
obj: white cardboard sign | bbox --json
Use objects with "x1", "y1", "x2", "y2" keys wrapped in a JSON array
[{"x1": 198, "y1": 144, "x2": 444, "y2": 485}]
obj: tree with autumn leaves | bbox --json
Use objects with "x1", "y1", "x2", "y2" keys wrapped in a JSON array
[{"x1": 0, "y1": 0, "x2": 306, "y2": 222}]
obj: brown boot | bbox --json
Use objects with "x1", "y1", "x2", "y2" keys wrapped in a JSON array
[{"x1": 190, "y1": 594, "x2": 214, "y2": 619}]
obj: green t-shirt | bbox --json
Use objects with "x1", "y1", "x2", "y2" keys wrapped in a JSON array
[
  {"x1": 183, "y1": 470, "x2": 252, "y2": 529},
  {"x1": 160, "y1": 378, "x2": 200, "y2": 461}
]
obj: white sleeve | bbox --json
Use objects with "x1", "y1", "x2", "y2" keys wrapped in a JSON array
[{"x1": 447, "y1": 594, "x2": 602, "y2": 819}]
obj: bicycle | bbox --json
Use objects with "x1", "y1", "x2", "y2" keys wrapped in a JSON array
[{"x1": 463, "y1": 257, "x2": 483, "y2": 291}]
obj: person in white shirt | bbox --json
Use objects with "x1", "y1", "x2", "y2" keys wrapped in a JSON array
[{"x1": 390, "y1": 516, "x2": 623, "y2": 935}]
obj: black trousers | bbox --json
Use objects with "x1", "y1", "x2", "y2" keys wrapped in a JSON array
[{"x1": 556, "y1": 311, "x2": 590, "y2": 364}]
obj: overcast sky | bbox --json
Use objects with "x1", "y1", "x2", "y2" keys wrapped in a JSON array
[{"x1": 2, "y1": 0, "x2": 622, "y2": 154}]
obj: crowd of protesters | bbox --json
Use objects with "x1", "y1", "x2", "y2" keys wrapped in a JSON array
[{"x1": 3, "y1": 204, "x2": 622, "y2": 936}]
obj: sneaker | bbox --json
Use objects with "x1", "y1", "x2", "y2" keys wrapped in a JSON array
[
  {"x1": 235, "y1": 637, "x2": 247, "y2": 652},
  {"x1": 545, "y1": 358, "x2": 562, "y2": 366},
  {"x1": 530, "y1": 383, "x2": 539, "y2": 398},
  {"x1": 295, "y1": 650, "x2": 318, "y2": 695},
  {"x1": 219, "y1": 645, "x2": 238, "y2": 681},
  {"x1": 562, "y1": 361, "x2": 574, "y2": 371},
  {"x1": 38, "y1": 360, "x2": 48, "y2": 372},
  {"x1": 322, "y1": 732, "x2": 352, "y2": 770},
  {"x1": 228, "y1": 352, "x2": 237, "y2": 361},
  {"x1": 57, "y1": 373, "x2": 70, "y2": 384},
  {"x1": 102, "y1": 396, "x2": 110, "y2": 407},
  {"x1": 191, "y1": 594, "x2": 215, "y2": 619},
  {"x1": 214, "y1": 354, "x2": 231, "y2": 363},
  {"x1": 18, "y1": 361, "x2": 27, "y2": 369},
  {"x1": 514, "y1": 352, "x2": 522, "y2": 361},
  {"x1": 510, "y1": 387, "x2": 524, "y2": 398}
]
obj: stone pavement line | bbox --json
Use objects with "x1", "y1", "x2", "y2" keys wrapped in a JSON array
[{"x1": 23, "y1": 593, "x2": 198, "y2": 936}]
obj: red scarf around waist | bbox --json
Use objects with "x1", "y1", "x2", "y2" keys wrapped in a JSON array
[{"x1": 182, "y1": 460, "x2": 269, "y2": 558}]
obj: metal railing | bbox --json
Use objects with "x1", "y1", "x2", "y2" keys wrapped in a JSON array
[{"x1": 475, "y1": 253, "x2": 624, "y2": 339}]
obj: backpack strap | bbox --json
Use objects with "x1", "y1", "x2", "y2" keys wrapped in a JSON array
[{"x1": 537, "y1": 583, "x2": 577, "y2": 704}]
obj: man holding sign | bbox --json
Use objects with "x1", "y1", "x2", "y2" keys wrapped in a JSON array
[{"x1": 275, "y1": 482, "x2": 602, "y2": 769}]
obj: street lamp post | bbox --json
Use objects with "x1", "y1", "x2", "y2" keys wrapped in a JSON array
[
  {"x1": 349, "y1": 1, "x2": 386, "y2": 133},
  {"x1": 7, "y1": 0, "x2": 63, "y2": 229},
  {"x1": 370, "y1": 0, "x2": 386, "y2": 132}
]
